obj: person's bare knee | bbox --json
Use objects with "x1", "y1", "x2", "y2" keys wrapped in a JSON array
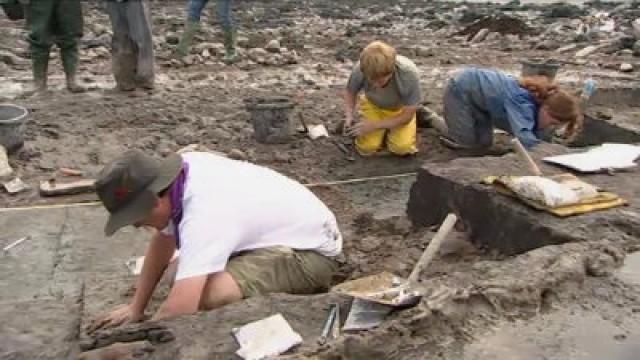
[{"x1": 199, "y1": 272, "x2": 243, "y2": 311}]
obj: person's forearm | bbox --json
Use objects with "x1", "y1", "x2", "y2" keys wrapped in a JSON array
[
  {"x1": 377, "y1": 107, "x2": 418, "y2": 130},
  {"x1": 343, "y1": 90, "x2": 357, "y2": 121},
  {"x1": 131, "y1": 232, "x2": 176, "y2": 315}
]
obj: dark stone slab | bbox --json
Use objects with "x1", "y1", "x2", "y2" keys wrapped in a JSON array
[{"x1": 407, "y1": 143, "x2": 640, "y2": 255}]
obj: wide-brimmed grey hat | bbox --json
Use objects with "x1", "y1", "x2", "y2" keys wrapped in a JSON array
[{"x1": 95, "y1": 150, "x2": 182, "y2": 236}]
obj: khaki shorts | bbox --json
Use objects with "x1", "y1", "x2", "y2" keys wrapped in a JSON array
[{"x1": 225, "y1": 246, "x2": 339, "y2": 298}]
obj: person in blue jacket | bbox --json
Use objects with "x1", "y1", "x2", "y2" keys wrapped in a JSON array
[{"x1": 434, "y1": 68, "x2": 581, "y2": 150}]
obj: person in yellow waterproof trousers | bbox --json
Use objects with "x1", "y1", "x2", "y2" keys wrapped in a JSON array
[{"x1": 343, "y1": 41, "x2": 422, "y2": 156}]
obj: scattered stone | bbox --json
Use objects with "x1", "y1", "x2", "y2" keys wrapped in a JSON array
[
  {"x1": 247, "y1": 48, "x2": 268, "y2": 63},
  {"x1": 165, "y1": 33, "x2": 180, "y2": 45},
  {"x1": 620, "y1": 63, "x2": 634, "y2": 73},
  {"x1": 595, "y1": 109, "x2": 613, "y2": 121},
  {"x1": 237, "y1": 36, "x2": 249, "y2": 47},
  {"x1": 228, "y1": 148, "x2": 247, "y2": 161},
  {"x1": 535, "y1": 39, "x2": 559, "y2": 51},
  {"x1": 556, "y1": 44, "x2": 578, "y2": 53},
  {"x1": 0, "y1": 49, "x2": 27, "y2": 66},
  {"x1": 90, "y1": 24, "x2": 110, "y2": 37},
  {"x1": 575, "y1": 45, "x2": 599, "y2": 58},
  {"x1": 471, "y1": 28, "x2": 490, "y2": 43},
  {"x1": 209, "y1": 128, "x2": 232, "y2": 141},
  {"x1": 484, "y1": 32, "x2": 502, "y2": 42},
  {"x1": 265, "y1": 39, "x2": 281, "y2": 53},
  {"x1": 182, "y1": 55, "x2": 197, "y2": 66},
  {"x1": 359, "y1": 235, "x2": 384, "y2": 253},
  {"x1": 193, "y1": 42, "x2": 224, "y2": 55}
]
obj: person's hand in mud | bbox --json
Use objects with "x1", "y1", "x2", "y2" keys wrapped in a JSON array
[
  {"x1": 347, "y1": 119, "x2": 379, "y2": 137},
  {"x1": 86, "y1": 304, "x2": 145, "y2": 334},
  {"x1": 341, "y1": 114, "x2": 355, "y2": 136}
]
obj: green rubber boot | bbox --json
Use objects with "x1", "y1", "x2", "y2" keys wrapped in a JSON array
[
  {"x1": 222, "y1": 29, "x2": 237, "y2": 64},
  {"x1": 175, "y1": 20, "x2": 200, "y2": 58},
  {"x1": 31, "y1": 51, "x2": 49, "y2": 93}
]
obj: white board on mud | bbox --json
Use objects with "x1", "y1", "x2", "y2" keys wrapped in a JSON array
[{"x1": 543, "y1": 143, "x2": 640, "y2": 173}]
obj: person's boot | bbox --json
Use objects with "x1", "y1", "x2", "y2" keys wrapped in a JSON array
[
  {"x1": 31, "y1": 52, "x2": 49, "y2": 94},
  {"x1": 222, "y1": 28, "x2": 237, "y2": 64},
  {"x1": 61, "y1": 47, "x2": 86, "y2": 93},
  {"x1": 65, "y1": 72, "x2": 86, "y2": 93},
  {"x1": 175, "y1": 20, "x2": 200, "y2": 58}
]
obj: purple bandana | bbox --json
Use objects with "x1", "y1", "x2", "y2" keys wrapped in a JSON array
[{"x1": 168, "y1": 161, "x2": 189, "y2": 249}]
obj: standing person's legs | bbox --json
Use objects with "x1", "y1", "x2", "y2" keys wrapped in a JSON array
[
  {"x1": 187, "y1": 0, "x2": 209, "y2": 22},
  {"x1": 54, "y1": 0, "x2": 85, "y2": 92},
  {"x1": 26, "y1": 0, "x2": 55, "y2": 92},
  {"x1": 106, "y1": 1, "x2": 136, "y2": 91},
  {"x1": 217, "y1": 0, "x2": 236, "y2": 63},
  {"x1": 175, "y1": 0, "x2": 209, "y2": 57},
  {"x1": 126, "y1": 0, "x2": 154, "y2": 89}
]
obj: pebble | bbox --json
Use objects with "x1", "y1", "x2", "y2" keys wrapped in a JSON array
[
  {"x1": 470, "y1": 28, "x2": 490, "y2": 43},
  {"x1": 265, "y1": 39, "x2": 281, "y2": 53},
  {"x1": 228, "y1": 148, "x2": 248, "y2": 161},
  {"x1": 620, "y1": 63, "x2": 634, "y2": 73}
]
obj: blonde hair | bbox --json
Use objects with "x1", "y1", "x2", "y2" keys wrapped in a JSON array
[
  {"x1": 360, "y1": 41, "x2": 397, "y2": 81},
  {"x1": 519, "y1": 76, "x2": 582, "y2": 141}
]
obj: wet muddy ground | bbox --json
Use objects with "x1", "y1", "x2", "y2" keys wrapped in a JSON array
[{"x1": 1, "y1": 0, "x2": 640, "y2": 359}]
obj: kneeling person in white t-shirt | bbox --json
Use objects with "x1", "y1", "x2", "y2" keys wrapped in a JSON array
[{"x1": 88, "y1": 150, "x2": 342, "y2": 329}]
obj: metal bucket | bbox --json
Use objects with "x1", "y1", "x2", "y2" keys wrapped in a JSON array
[
  {"x1": 521, "y1": 58, "x2": 561, "y2": 80},
  {"x1": 0, "y1": 104, "x2": 28, "y2": 152},
  {"x1": 244, "y1": 96, "x2": 295, "y2": 144}
]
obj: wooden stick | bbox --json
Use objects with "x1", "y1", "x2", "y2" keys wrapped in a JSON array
[
  {"x1": 39, "y1": 179, "x2": 96, "y2": 197},
  {"x1": 408, "y1": 213, "x2": 458, "y2": 283},
  {"x1": 0, "y1": 145, "x2": 13, "y2": 180},
  {"x1": 3, "y1": 236, "x2": 29, "y2": 252},
  {"x1": 511, "y1": 138, "x2": 543, "y2": 176},
  {"x1": 304, "y1": 172, "x2": 416, "y2": 188},
  {"x1": 2, "y1": 173, "x2": 418, "y2": 212},
  {"x1": 0, "y1": 201, "x2": 101, "y2": 212}
]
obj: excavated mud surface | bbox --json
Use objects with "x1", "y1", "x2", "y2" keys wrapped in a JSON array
[{"x1": 1, "y1": 0, "x2": 640, "y2": 359}]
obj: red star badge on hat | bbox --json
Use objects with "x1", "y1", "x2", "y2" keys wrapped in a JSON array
[{"x1": 114, "y1": 172, "x2": 131, "y2": 201}]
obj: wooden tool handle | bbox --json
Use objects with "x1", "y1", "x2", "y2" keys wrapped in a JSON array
[
  {"x1": 408, "y1": 213, "x2": 458, "y2": 283},
  {"x1": 511, "y1": 138, "x2": 542, "y2": 176},
  {"x1": 0, "y1": 145, "x2": 13, "y2": 181}
]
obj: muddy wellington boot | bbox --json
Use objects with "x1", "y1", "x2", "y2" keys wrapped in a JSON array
[
  {"x1": 61, "y1": 50, "x2": 86, "y2": 93},
  {"x1": 175, "y1": 20, "x2": 199, "y2": 58},
  {"x1": 31, "y1": 52, "x2": 49, "y2": 93},
  {"x1": 222, "y1": 28, "x2": 237, "y2": 64}
]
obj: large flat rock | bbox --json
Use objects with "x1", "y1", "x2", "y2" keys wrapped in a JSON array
[{"x1": 407, "y1": 144, "x2": 640, "y2": 255}]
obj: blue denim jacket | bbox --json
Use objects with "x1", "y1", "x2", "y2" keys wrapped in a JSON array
[{"x1": 453, "y1": 68, "x2": 541, "y2": 148}]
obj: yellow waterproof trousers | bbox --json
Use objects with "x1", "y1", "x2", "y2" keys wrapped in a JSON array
[{"x1": 355, "y1": 96, "x2": 418, "y2": 156}]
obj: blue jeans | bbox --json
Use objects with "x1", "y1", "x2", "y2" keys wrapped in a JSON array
[
  {"x1": 443, "y1": 80, "x2": 494, "y2": 148},
  {"x1": 187, "y1": 0, "x2": 233, "y2": 31}
]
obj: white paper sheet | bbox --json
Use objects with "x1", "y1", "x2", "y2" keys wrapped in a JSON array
[
  {"x1": 543, "y1": 143, "x2": 640, "y2": 173},
  {"x1": 233, "y1": 313, "x2": 302, "y2": 360}
]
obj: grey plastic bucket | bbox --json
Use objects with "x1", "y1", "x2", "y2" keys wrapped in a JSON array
[
  {"x1": 244, "y1": 96, "x2": 295, "y2": 144},
  {"x1": 521, "y1": 58, "x2": 561, "y2": 80},
  {"x1": 0, "y1": 104, "x2": 28, "y2": 152}
]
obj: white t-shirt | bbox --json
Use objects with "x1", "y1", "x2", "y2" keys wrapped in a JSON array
[{"x1": 164, "y1": 152, "x2": 343, "y2": 281}]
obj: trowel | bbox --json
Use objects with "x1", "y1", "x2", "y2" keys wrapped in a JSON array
[{"x1": 333, "y1": 213, "x2": 458, "y2": 329}]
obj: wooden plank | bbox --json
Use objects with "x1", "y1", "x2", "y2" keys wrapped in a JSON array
[{"x1": 39, "y1": 179, "x2": 96, "y2": 197}]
